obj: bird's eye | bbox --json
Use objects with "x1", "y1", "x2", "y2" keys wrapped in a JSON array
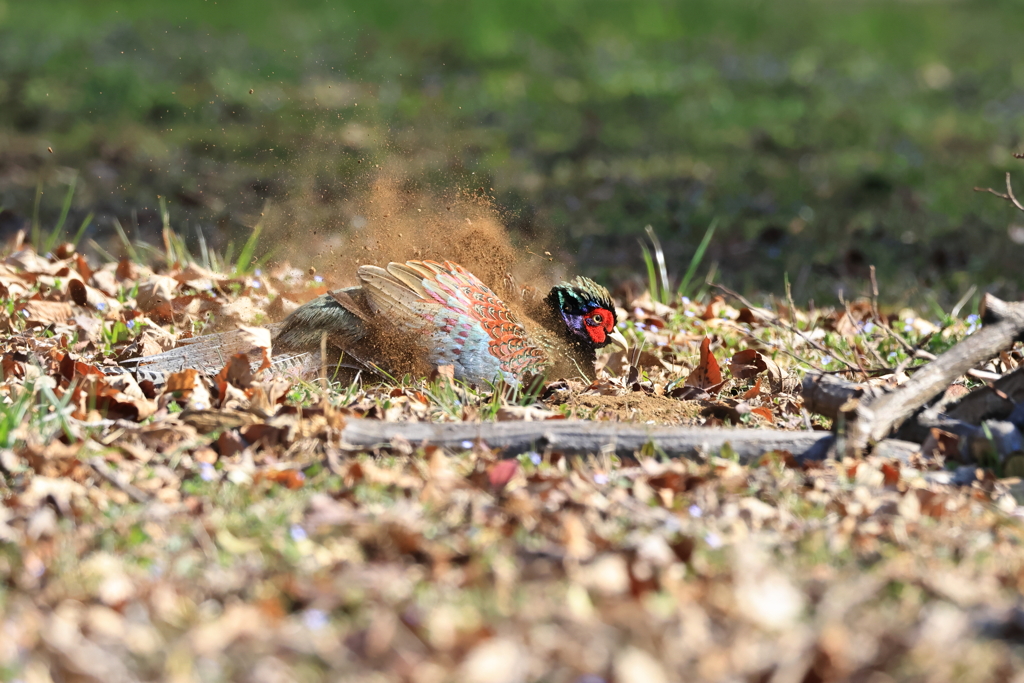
[{"x1": 591, "y1": 314, "x2": 603, "y2": 325}]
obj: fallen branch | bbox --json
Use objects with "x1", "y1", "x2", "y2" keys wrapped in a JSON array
[
  {"x1": 340, "y1": 418, "x2": 834, "y2": 463},
  {"x1": 801, "y1": 372, "x2": 886, "y2": 420},
  {"x1": 945, "y1": 365, "x2": 1024, "y2": 424},
  {"x1": 845, "y1": 294, "x2": 1024, "y2": 454}
]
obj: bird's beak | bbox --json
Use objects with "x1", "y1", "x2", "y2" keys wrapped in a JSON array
[{"x1": 608, "y1": 328, "x2": 630, "y2": 353}]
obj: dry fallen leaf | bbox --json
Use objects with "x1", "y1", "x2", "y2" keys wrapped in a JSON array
[{"x1": 685, "y1": 336, "x2": 725, "y2": 394}]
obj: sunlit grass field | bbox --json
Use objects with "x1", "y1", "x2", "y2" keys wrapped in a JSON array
[{"x1": 2, "y1": 0, "x2": 1024, "y2": 304}]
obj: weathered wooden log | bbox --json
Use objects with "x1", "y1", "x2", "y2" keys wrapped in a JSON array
[
  {"x1": 846, "y1": 294, "x2": 1024, "y2": 454},
  {"x1": 801, "y1": 372, "x2": 885, "y2": 420},
  {"x1": 945, "y1": 365, "x2": 1024, "y2": 424},
  {"x1": 340, "y1": 418, "x2": 834, "y2": 463}
]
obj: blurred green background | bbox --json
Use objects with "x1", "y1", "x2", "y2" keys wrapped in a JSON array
[{"x1": 2, "y1": 0, "x2": 1024, "y2": 306}]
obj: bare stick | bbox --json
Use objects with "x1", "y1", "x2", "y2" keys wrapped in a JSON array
[
  {"x1": 88, "y1": 457, "x2": 150, "y2": 504},
  {"x1": 973, "y1": 172, "x2": 1024, "y2": 212},
  {"x1": 845, "y1": 294, "x2": 1024, "y2": 454},
  {"x1": 341, "y1": 419, "x2": 834, "y2": 463}
]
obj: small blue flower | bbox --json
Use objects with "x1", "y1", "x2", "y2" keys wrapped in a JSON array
[
  {"x1": 254, "y1": 269, "x2": 263, "y2": 276},
  {"x1": 199, "y1": 462, "x2": 216, "y2": 482},
  {"x1": 966, "y1": 314, "x2": 980, "y2": 324},
  {"x1": 860, "y1": 321, "x2": 874, "y2": 334},
  {"x1": 290, "y1": 524, "x2": 307, "y2": 542},
  {"x1": 649, "y1": 325, "x2": 659, "y2": 333},
  {"x1": 681, "y1": 296, "x2": 691, "y2": 304},
  {"x1": 822, "y1": 355, "x2": 832, "y2": 366},
  {"x1": 528, "y1": 452, "x2": 541, "y2": 465},
  {"x1": 684, "y1": 310, "x2": 695, "y2": 318},
  {"x1": 704, "y1": 532, "x2": 722, "y2": 549},
  {"x1": 461, "y1": 440, "x2": 473, "y2": 450},
  {"x1": 302, "y1": 609, "x2": 329, "y2": 630},
  {"x1": 126, "y1": 319, "x2": 136, "y2": 330},
  {"x1": 313, "y1": 275, "x2": 324, "y2": 283},
  {"x1": 593, "y1": 473, "x2": 609, "y2": 485},
  {"x1": 96, "y1": 302, "x2": 106, "y2": 311},
  {"x1": 689, "y1": 504, "x2": 702, "y2": 518},
  {"x1": 635, "y1": 322, "x2": 646, "y2": 330},
  {"x1": 251, "y1": 280, "x2": 261, "y2": 289}
]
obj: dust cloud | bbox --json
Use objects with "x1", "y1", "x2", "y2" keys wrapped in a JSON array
[{"x1": 264, "y1": 158, "x2": 567, "y2": 315}]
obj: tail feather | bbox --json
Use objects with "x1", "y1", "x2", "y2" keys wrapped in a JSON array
[
  {"x1": 113, "y1": 286, "x2": 372, "y2": 386},
  {"x1": 119, "y1": 325, "x2": 283, "y2": 376}
]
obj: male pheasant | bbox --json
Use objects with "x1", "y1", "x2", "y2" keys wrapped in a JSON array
[{"x1": 117, "y1": 260, "x2": 624, "y2": 387}]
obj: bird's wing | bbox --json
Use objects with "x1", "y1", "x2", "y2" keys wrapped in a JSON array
[{"x1": 358, "y1": 260, "x2": 549, "y2": 382}]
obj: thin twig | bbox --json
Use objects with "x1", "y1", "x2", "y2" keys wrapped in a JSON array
[
  {"x1": 88, "y1": 456, "x2": 150, "y2": 504},
  {"x1": 910, "y1": 349, "x2": 1003, "y2": 382},
  {"x1": 713, "y1": 283, "x2": 861, "y2": 374},
  {"x1": 973, "y1": 172, "x2": 1024, "y2": 212},
  {"x1": 1007, "y1": 172, "x2": 1024, "y2": 211}
]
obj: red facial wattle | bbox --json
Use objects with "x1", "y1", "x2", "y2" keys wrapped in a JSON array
[{"x1": 583, "y1": 307, "x2": 615, "y2": 345}]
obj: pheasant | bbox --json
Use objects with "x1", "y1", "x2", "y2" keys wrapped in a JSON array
[{"x1": 116, "y1": 260, "x2": 626, "y2": 387}]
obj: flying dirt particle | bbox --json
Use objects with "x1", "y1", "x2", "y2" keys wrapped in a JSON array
[
  {"x1": 249, "y1": 89, "x2": 254, "y2": 94},
  {"x1": 308, "y1": 266, "x2": 316, "y2": 277},
  {"x1": 47, "y1": 147, "x2": 53, "y2": 154}
]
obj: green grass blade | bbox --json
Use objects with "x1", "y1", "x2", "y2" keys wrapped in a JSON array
[
  {"x1": 111, "y1": 217, "x2": 140, "y2": 262},
  {"x1": 644, "y1": 225, "x2": 670, "y2": 304},
  {"x1": 70, "y1": 212, "x2": 93, "y2": 249},
  {"x1": 677, "y1": 218, "x2": 718, "y2": 299},
  {"x1": 639, "y1": 240, "x2": 659, "y2": 303},
  {"x1": 30, "y1": 181, "x2": 43, "y2": 250},
  {"x1": 87, "y1": 238, "x2": 118, "y2": 263},
  {"x1": 232, "y1": 223, "x2": 263, "y2": 276},
  {"x1": 45, "y1": 174, "x2": 77, "y2": 253}
]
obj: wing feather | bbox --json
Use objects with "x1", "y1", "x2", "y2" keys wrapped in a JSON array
[{"x1": 359, "y1": 259, "x2": 549, "y2": 383}]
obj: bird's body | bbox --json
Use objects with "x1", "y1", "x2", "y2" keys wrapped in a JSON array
[{"x1": 116, "y1": 260, "x2": 621, "y2": 387}]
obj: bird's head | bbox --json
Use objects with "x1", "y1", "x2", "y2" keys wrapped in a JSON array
[{"x1": 545, "y1": 277, "x2": 627, "y2": 351}]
